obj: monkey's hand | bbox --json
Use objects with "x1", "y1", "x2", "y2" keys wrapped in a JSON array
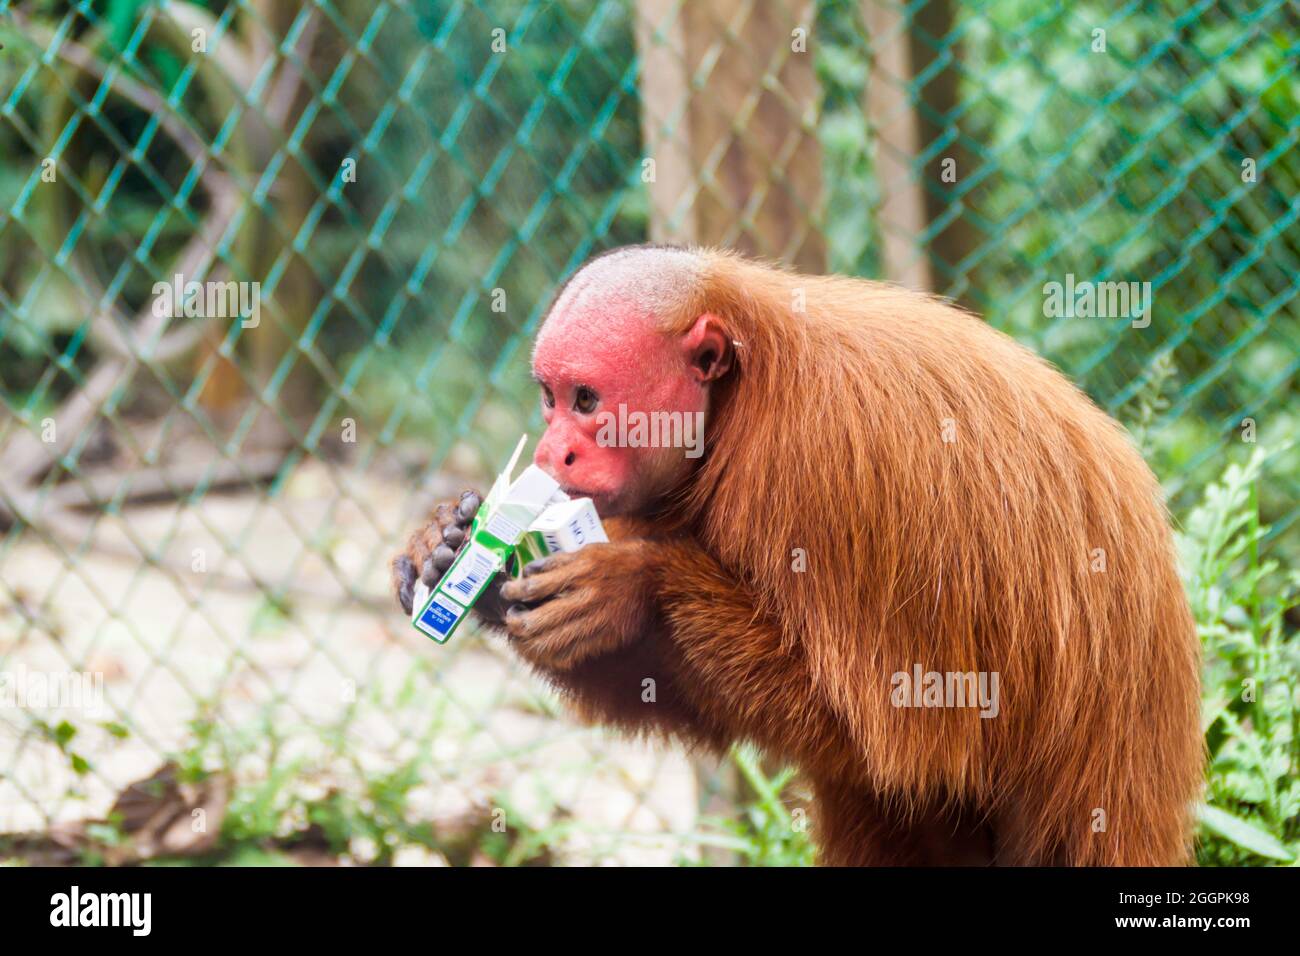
[
  {"x1": 498, "y1": 537, "x2": 660, "y2": 670},
  {"x1": 391, "y1": 489, "x2": 510, "y2": 627}
]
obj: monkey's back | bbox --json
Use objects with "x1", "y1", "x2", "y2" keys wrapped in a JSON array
[{"x1": 678, "y1": 254, "x2": 1202, "y2": 864}]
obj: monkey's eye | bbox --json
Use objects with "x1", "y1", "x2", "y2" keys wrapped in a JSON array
[
  {"x1": 541, "y1": 385, "x2": 555, "y2": 409},
  {"x1": 573, "y1": 386, "x2": 599, "y2": 415}
]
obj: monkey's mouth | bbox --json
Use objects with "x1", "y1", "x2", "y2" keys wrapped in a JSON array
[{"x1": 561, "y1": 486, "x2": 616, "y2": 515}]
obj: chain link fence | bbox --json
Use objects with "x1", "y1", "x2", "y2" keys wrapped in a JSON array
[{"x1": 0, "y1": 0, "x2": 1295, "y2": 864}]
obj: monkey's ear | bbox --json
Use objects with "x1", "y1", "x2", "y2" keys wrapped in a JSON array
[{"x1": 682, "y1": 313, "x2": 734, "y2": 383}]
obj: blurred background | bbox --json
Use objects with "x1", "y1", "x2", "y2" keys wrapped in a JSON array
[{"x1": 0, "y1": 0, "x2": 1295, "y2": 866}]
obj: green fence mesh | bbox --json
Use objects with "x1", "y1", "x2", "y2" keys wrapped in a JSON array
[{"x1": 0, "y1": 0, "x2": 1295, "y2": 864}]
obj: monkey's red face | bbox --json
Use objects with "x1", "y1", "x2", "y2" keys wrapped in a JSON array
[{"x1": 531, "y1": 306, "x2": 731, "y2": 517}]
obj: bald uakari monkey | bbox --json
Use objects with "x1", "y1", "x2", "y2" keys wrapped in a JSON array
[{"x1": 393, "y1": 245, "x2": 1203, "y2": 866}]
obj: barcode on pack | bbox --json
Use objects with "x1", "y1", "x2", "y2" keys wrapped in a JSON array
[{"x1": 441, "y1": 541, "x2": 500, "y2": 602}]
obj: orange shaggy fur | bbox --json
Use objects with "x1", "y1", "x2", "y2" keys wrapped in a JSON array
[{"x1": 403, "y1": 248, "x2": 1204, "y2": 865}]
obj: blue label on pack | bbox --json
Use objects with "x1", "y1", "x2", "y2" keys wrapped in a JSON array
[{"x1": 415, "y1": 592, "x2": 465, "y2": 643}]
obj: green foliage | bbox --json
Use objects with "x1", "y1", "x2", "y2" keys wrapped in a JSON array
[
  {"x1": 1179, "y1": 449, "x2": 1299, "y2": 865},
  {"x1": 140, "y1": 686, "x2": 555, "y2": 866},
  {"x1": 248, "y1": 594, "x2": 295, "y2": 638},
  {"x1": 954, "y1": 0, "x2": 1300, "y2": 552},
  {"x1": 36, "y1": 718, "x2": 92, "y2": 778},
  {"x1": 683, "y1": 746, "x2": 815, "y2": 867}
]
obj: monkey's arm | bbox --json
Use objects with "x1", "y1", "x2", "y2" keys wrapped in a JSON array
[{"x1": 500, "y1": 527, "x2": 837, "y2": 759}]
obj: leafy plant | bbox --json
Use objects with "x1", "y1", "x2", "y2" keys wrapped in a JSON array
[
  {"x1": 1179, "y1": 447, "x2": 1299, "y2": 865},
  {"x1": 684, "y1": 745, "x2": 815, "y2": 867}
]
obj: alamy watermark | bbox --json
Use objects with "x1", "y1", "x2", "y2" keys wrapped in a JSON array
[
  {"x1": 1042, "y1": 274, "x2": 1152, "y2": 328},
  {"x1": 151, "y1": 272, "x2": 260, "y2": 328},
  {"x1": 0, "y1": 663, "x2": 104, "y2": 714},
  {"x1": 50, "y1": 886, "x2": 151, "y2": 936},
  {"x1": 890, "y1": 664, "x2": 1000, "y2": 718},
  {"x1": 595, "y1": 403, "x2": 704, "y2": 458}
]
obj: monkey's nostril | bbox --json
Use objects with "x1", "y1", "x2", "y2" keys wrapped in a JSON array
[{"x1": 564, "y1": 451, "x2": 576, "y2": 467}]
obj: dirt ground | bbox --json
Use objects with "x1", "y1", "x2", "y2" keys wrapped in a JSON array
[{"x1": 0, "y1": 458, "x2": 705, "y2": 864}]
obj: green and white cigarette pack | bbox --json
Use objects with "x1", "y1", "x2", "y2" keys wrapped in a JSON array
[{"x1": 411, "y1": 435, "x2": 606, "y2": 643}]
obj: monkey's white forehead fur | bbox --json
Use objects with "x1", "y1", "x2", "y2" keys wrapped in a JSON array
[{"x1": 539, "y1": 246, "x2": 703, "y2": 343}]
